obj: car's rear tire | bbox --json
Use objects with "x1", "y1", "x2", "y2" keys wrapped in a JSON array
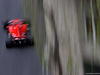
[
  {"x1": 23, "y1": 19, "x2": 34, "y2": 46},
  {"x1": 27, "y1": 36, "x2": 34, "y2": 46},
  {"x1": 6, "y1": 37, "x2": 12, "y2": 48}
]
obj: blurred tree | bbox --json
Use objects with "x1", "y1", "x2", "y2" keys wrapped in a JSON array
[
  {"x1": 23, "y1": 0, "x2": 100, "y2": 74},
  {"x1": 43, "y1": 0, "x2": 100, "y2": 74},
  {"x1": 43, "y1": 0, "x2": 84, "y2": 75}
]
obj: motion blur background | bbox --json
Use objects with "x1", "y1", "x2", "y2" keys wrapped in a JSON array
[{"x1": 1, "y1": 0, "x2": 100, "y2": 75}]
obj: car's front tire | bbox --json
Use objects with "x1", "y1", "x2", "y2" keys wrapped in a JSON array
[
  {"x1": 3, "y1": 20, "x2": 9, "y2": 29},
  {"x1": 23, "y1": 19, "x2": 31, "y2": 31}
]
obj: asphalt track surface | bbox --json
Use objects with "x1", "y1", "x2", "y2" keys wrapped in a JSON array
[{"x1": 0, "y1": 0, "x2": 42, "y2": 75}]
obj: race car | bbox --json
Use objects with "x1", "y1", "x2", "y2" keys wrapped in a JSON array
[{"x1": 3, "y1": 19, "x2": 34, "y2": 48}]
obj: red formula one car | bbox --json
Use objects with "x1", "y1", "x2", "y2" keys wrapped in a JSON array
[{"x1": 4, "y1": 19, "x2": 34, "y2": 48}]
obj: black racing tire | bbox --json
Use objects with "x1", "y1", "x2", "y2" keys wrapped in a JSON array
[
  {"x1": 27, "y1": 36, "x2": 34, "y2": 46},
  {"x1": 6, "y1": 37, "x2": 12, "y2": 48},
  {"x1": 3, "y1": 20, "x2": 9, "y2": 29},
  {"x1": 23, "y1": 19, "x2": 31, "y2": 32},
  {"x1": 23, "y1": 19, "x2": 31, "y2": 27}
]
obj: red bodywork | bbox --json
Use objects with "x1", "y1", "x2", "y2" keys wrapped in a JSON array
[{"x1": 6, "y1": 19, "x2": 29, "y2": 40}]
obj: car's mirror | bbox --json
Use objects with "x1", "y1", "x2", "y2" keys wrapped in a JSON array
[{"x1": 6, "y1": 26, "x2": 10, "y2": 28}]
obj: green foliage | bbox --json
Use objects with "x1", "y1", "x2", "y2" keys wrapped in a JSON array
[
  {"x1": 22, "y1": 1, "x2": 46, "y2": 75},
  {"x1": 67, "y1": 33, "x2": 72, "y2": 73},
  {"x1": 96, "y1": 0, "x2": 100, "y2": 41}
]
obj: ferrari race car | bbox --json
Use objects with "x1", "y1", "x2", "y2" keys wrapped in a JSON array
[{"x1": 4, "y1": 19, "x2": 34, "y2": 48}]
